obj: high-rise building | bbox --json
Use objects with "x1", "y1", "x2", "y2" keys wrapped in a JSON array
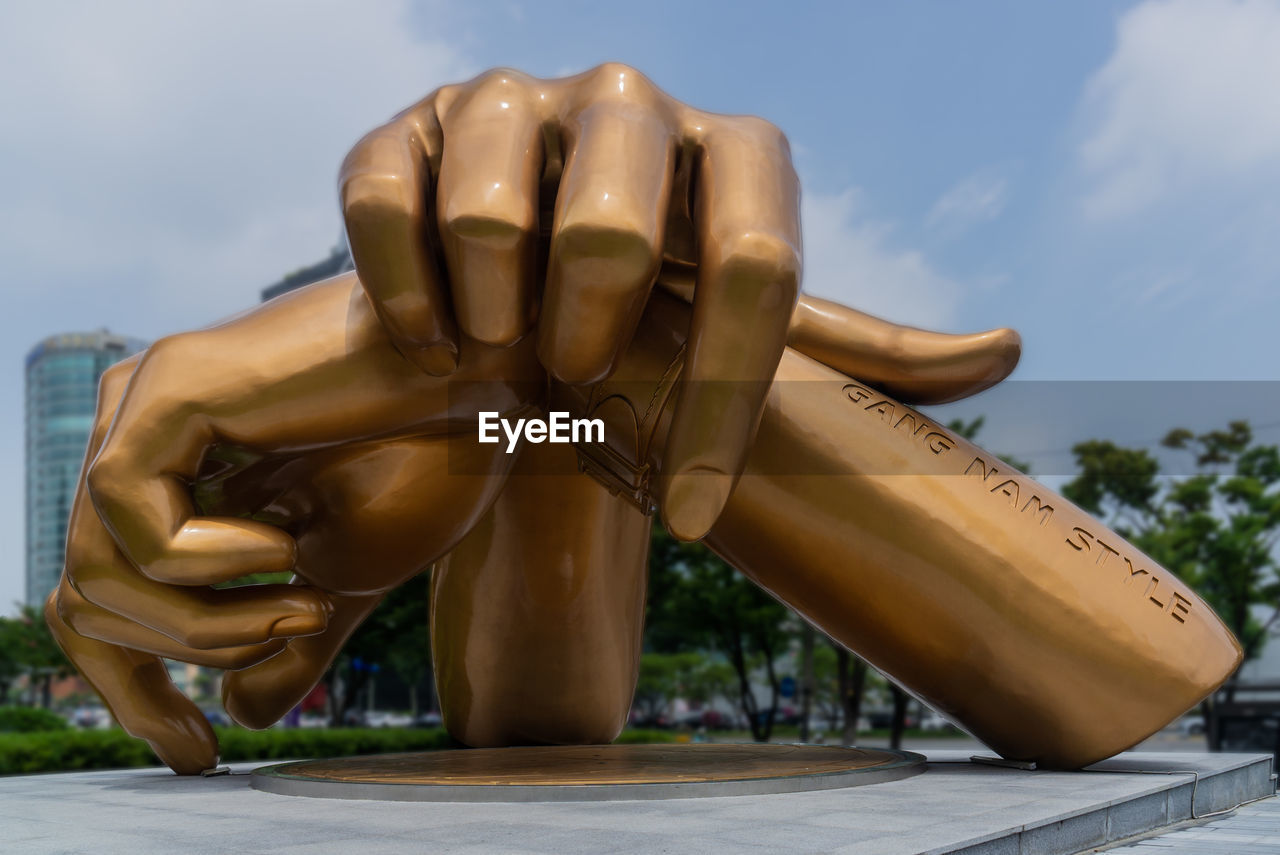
[{"x1": 25, "y1": 330, "x2": 147, "y2": 607}]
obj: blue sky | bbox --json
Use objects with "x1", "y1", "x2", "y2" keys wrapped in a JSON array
[{"x1": 2, "y1": 0, "x2": 1280, "y2": 611}]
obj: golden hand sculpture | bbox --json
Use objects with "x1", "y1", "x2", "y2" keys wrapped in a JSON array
[
  {"x1": 47, "y1": 65, "x2": 1240, "y2": 776},
  {"x1": 339, "y1": 64, "x2": 1019, "y2": 541}
]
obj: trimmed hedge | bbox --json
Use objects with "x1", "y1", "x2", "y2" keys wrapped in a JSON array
[
  {"x1": 0, "y1": 706, "x2": 68, "y2": 733},
  {"x1": 1, "y1": 729, "x2": 154, "y2": 774},
  {"x1": 0, "y1": 726, "x2": 676, "y2": 776},
  {"x1": 217, "y1": 726, "x2": 459, "y2": 762}
]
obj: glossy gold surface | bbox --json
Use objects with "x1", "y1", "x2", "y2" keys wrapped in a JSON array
[
  {"x1": 341, "y1": 63, "x2": 802, "y2": 541},
  {"x1": 47, "y1": 64, "x2": 1241, "y2": 777},
  {"x1": 431, "y1": 440, "x2": 650, "y2": 748},
  {"x1": 259, "y1": 744, "x2": 908, "y2": 786},
  {"x1": 568, "y1": 293, "x2": 1242, "y2": 770}
]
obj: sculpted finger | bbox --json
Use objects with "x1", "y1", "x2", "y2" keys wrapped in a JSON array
[
  {"x1": 539, "y1": 67, "x2": 675, "y2": 384},
  {"x1": 71, "y1": 350, "x2": 330, "y2": 646},
  {"x1": 224, "y1": 432, "x2": 514, "y2": 728},
  {"x1": 222, "y1": 592, "x2": 382, "y2": 729},
  {"x1": 87, "y1": 334, "x2": 307, "y2": 588},
  {"x1": 87, "y1": 275, "x2": 536, "y2": 600},
  {"x1": 69, "y1": 485, "x2": 331, "y2": 649},
  {"x1": 88, "y1": 455, "x2": 301, "y2": 589},
  {"x1": 342, "y1": 105, "x2": 457, "y2": 375},
  {"x1": 58, "y1": 577, "x2": 285, "y2": 669},
  {"x1": 660, "y1": 116, "x2": 801, "y2": 541},
  {"x1": 436, "y1": 70, "x2": 542, "y2": 346},
  {"x1": 788, "y1": 295, "x2": 1022, "y2": 404},
  {"x1": 71, "y1": 551, "x2": 330, "y2": 648},
  {"x1": 45, "y1": 590, "x2": 218, "y2": 774}
]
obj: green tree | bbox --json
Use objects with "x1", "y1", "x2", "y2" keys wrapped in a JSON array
[
  {"x1": 1062, "y1": 420, "x2": 1280, "y2": 744},
  {"x1": 0, "y1": 617, "x2": 26, "y2": 705},
  {"x1": 380, "y1": 574, "x2": 434, "y2": 719},
  {"x1": 646, "y1": 525, "x2": 791, "y2": 741},
  {"x1": 834, "y1": 644, "x2": 869, "y2": 745},
  {"x1": 633, "y1": 652, "x2": 733, "y2": 723},
  {"x1": 325, "y1": 571, "x2": 433, "y2": 725},
  {"x1": 634, "y1": 653, "x2": 687, "y2": 721},
  {"x1": 11, "y1": 606, "x2": 71, "y2": 708},
  {"x1": 796, "y1": 622, "x2": 816, "y2": 742}
]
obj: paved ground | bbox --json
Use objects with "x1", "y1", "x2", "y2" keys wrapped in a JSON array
[
  {"x1": 1, "y1": 750, "x2": 1272, "y2": 854},
  {"x1": 1106, "y1": 794, "x2": 1280, "y2": 853},
  {"x1": 855, "y1": 729, "x2": 1212, "y2": 756}
]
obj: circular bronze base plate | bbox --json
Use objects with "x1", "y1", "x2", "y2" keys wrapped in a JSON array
[{"x1": 251, "y1": 743, "x2": 925, "y2": 802}]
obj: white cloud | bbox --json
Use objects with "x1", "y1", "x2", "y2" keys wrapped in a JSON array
[
  {"x1": 801, "y1": 188, "x2": 961, "y2": 329},
  {"x1": 0, "y1": 1, "x2": 476, "y2": 613},
  {"x1": 927, "y1": 171, "x2": 1009, "y2": 233},
  {"x1": 1078, "y1": 0, "x2": 1280, "y2": 219},
  {"x1": 0, "y1": 0, "x2": 474, "y2": 325}
]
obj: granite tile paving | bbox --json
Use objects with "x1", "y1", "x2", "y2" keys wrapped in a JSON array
[
  {"x1": 1106, "y1": 793, "x2": 1280, "y2": 853},
  {"x1": 0, "y1": 750, "x2": 1272, "y2": 854}
]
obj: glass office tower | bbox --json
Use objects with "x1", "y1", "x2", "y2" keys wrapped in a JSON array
[{"x1": 25, "y1": 330, "x2": 146, "y2": 607}]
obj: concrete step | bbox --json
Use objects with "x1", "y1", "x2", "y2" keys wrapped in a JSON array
[{"x1": 932, "y1": 750, "x2": 1276, "y2": 855}]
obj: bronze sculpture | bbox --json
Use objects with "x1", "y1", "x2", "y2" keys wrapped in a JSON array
[{"x1": 46, "y1": 65, "x2": 1241, "y2": 776}]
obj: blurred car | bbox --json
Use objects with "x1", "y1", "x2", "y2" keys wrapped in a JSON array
[
  {"x1": 1177, "y1": 715, "x2": 1206, "y2": 736},
  {"x1": 364, "y1": 710, "x2": 412, "y2": 728},
  {"x1": 629, "y1": 710, "x2": 671, "y2": 729},
  {"x1": 919, "y1": 710, "x2": 949, "y2": 731},
  {"x1": 866, "y1": 710, "x2": 917, "y2": 730},
  {"x1": 71, "y1": 705, "x2": 109, "y2": 729},
  {"x1": 671, "y1": 709, "x2": 735, "y2": 730},
  {"x1": 411, "y1": 711, "x2": 443, "y2": 728}
]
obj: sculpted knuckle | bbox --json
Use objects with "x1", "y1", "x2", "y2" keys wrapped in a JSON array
[
  {"x1": 48, "y1": 588, "x2": 73, "y2": 626},
  {"x1": 85, "y1": 454, "x2": 123, "y2": 511},
  {"x1": 719, "y1": 230, "x2": 802, "y2": 291},
  {"x1": 143, "y1": 334, "x2": 206, "y2": 395},
  {"x1": 61, "y1": 577, "x2": 91, "y2": 614},
  {"x1": 339, "y1": 129, "x2": 376, "y2": 174},
  {"x1": 341, "y1": 128, "x2": 398, "y2": 178},
  {"x1": 440, "y1": 189, "x2": 535, "y2": 245},
  {"x1": 581, "y1": 62, "x2": 655, "y2": 103},
  {"x1": 739, "y1": 115, "x2": 790, "y2": 151},
  {"x1": 145, "y1": 332, "x2": 195, "y2": 367},
  {"x1": 553, "y1": 220, "x2": 659, "y2": 285},
  {"x1": 54, "y1": 589, "x2": 92, "y2": 637},
  {"x1": 99, "y1": 358, "x2": 135, "y2": 390},
  {"x1": 590, "y1": 61, "x2": 643, "y2": 81},
  {"x1": 342, "y1": 173, "x2": 422, "y2": 224},
  {"x1": 466, "y1": 68, "x2": 529, "y2": 97},
  {"x1": 441, "y1": 70, "x2": 531, "y2": 122},
  {"x1": 176, "y1": 624, "x2": 213, "y2": 650}
]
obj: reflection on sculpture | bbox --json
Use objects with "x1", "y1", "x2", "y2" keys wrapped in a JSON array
[{"x1": 47, "y1": 65, "x2": 1241, "y2": 775}]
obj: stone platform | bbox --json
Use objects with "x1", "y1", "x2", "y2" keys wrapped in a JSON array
[{"x1": 1, "y1": 749, "x2": 1274, "y2": 854}]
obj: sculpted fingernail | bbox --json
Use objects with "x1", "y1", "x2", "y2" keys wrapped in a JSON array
[
  {"x1": 992, "y1": 328, "x2": 1022, "y2": 375},
  {"x1": 270, "y1": 615, "x2": 325, "y2": 639},
  {"x1": 410, "y1": 342, "x2": 459, "y2": 376},
  {"x1": 662, "y1": 468, "x2": 735, "y2": 542},
  {"x1": 146, "y1": 725, "x2": 218, "y2": 776}
]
